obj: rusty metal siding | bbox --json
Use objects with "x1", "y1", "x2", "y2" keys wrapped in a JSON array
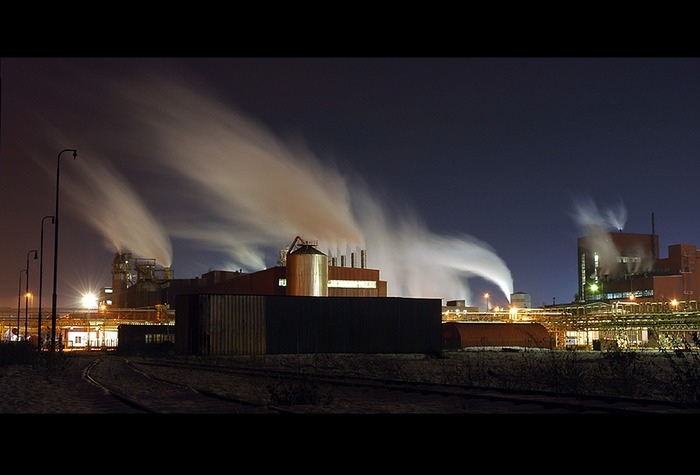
[
  {"x1": 442, "y1": 322, "x2": 553, "y2": 349},
  {"x1": 328, "y1": 287, "x2": 381, "y2": 297},
  {"x1": 328, "y1": 266, "x2": 380, "y2": 281}
]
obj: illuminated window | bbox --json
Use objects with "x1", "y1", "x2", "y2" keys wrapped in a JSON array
[
  {"x1": 278, "y1": 278, "x2": 376, "y2": 289},
  {"x1": 618, "y1": 256, "x2": 642, "y2": 263},
  {"x1": 328, "y1": 280, "x2": 377, "y2": 289},
  {"x1": 145, "y1": 334, "x2": 175, "y2": 344}
]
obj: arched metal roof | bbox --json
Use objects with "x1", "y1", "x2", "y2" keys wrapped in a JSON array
[{"x1": 442, "y1": 322, "x2": 552, "y2": 349}]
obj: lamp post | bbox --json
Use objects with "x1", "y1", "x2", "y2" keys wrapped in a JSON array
[
  {"x1": 38, "y1": 215, "x2": 54, "y2": 350},
  {"x1": 25, "y1": 249, "x2": 38, "y2": 340},
  {"x1": 16, "y1": 269, "x2": 26, "y2": 342},
  {"x1": 51, "y1": 148, "x2": 77, "y2": 352}
]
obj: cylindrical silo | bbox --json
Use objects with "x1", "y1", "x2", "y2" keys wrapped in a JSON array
[{"x1": 286, "y1": 237, "x2": 328, "y2": 296}]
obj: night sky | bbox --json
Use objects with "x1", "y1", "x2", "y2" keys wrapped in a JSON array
[{"x1": 1, "y1": 57, "x2": 699, "y2": 310}]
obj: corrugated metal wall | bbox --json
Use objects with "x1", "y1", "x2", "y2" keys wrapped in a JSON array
[
  {"x1": 175, "y1": 294, "x2": 442, "y2": 356},
  {"x1": 265, "y1": 296, "x2": 441, "y2": 354},
  {"x1": 176, "y1": 294, "x2": 267, "y2": 355}
]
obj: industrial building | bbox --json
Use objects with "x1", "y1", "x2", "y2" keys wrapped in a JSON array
[
  {"x1": 577, "y1": 226, "x2": 700, "y2": 304},
  {"x1": 101, "y1": 236, "x2": 445, "y2": 356},
  {"x1": 175, "y1": 294, "x2": 442, "y2": 356},
  {"x1": 102, "y1": 236, "x2": 387, "y2": 310},
  {"x1": 44, "y1": 224, "x2": 700, "y2": 354}
]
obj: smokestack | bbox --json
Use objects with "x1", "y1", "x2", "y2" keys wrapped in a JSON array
[
  {"x1": 351, "y1": 252, "x2": 356, "y2": 268},
  {"x1": 340, "y1": 255, "x2": 346, "y2": 267},
  {"x1": 361, "y1": 250, "x2": 366, "y2": 268},
  {"x1": 651, "y1": 212, "x2": 656, "y2": 259},
  {"x1": 331, "y1": 256, "x2": 337, "y2": 266}
]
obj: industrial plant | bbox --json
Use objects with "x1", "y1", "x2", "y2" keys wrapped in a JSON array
[{"x1": 3, "y1": 224, "x2": 700, "y2": 355}]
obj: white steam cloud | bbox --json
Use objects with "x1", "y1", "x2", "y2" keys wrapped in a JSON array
[
  {"x1": 61, "y1": 151, "x2": 173, "y2": 268},
  {"x1": 571, "y1": 196, "x2": 628, "y2": 234},
  {"x1": 49, "y1": 70, "x2": 515, "y2": 304},
  {"x1": 571, "y1": 196, "x2": 653, "y2": 276},
  {"x1": 352, "y1": 183, "x2": 513, "y2": 303}
]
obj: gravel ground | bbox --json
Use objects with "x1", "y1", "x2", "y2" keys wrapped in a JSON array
[{"x1": 1, "y1": 348, "x2": 699, "y2": 415}]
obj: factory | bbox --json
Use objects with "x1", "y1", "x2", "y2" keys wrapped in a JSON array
[
  {"x1": 102, "y1": 235, "x2": 388, "y2": 309},
  {"x1": 577, "y1": 215, "x2": 700, "y2": 304},
  {"x1": 96, "y1": 236, "x2": 443, "y2": 356},
  {"x1": 52, "y1": 218, "x2": 700, "y2": 354}
]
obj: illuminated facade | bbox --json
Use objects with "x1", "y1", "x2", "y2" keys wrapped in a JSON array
[
  {"x1": 577, "y1": 230, "x2": 699, "y2": 304},
  {"x1": 101, "y1": 238, "x2": 387, "y2": 310}
]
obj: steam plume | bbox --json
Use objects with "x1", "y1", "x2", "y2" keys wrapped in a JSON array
[{"x1": 35, "y1": 66, "x2": 516, "y2": 304}]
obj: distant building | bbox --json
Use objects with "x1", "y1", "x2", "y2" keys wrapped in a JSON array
[
  {"x1": 577, "y1": 229, "x2": 699, "y2": 303},
  {"x1": 510, "y1": 292, "x2": 531, "y2": 308},
  {"x1": 100, "y1": 237, "x2": 387, "y2": 310}
]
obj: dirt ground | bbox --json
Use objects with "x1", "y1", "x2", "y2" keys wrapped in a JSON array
[{"x1": 1, "y1": 347, "x2": 699, "y2": 415}]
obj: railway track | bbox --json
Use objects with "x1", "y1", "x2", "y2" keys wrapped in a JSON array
[{"x1": 76, "y1": 354, "x2": 700, "y2": 414}]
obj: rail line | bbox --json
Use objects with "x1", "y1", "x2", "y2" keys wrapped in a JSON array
[{"x1": 78, "y1": 354, "x2": 700, "y2": 414}]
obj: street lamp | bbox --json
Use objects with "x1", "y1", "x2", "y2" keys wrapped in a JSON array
[
  {"x1": 51, "y1": 148, "x2": 77, "y2": 352},
  {"x1": 25, "y1": 249, "x2": 38, "y2": 340},
  {"x1": 16, "y1": 269, "x2": 26, "y2": 342},
  {"x1": 38, "y1": 215, "x2": 54, "y2": 350}
]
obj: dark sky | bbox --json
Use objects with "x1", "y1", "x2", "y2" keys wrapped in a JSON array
[{"x1": 1, "y1": 57, "x2": 699, "y2": 310}]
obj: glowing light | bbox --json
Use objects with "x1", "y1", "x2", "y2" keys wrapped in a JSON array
[{"x1": 81, "y1": 293, "x2": 98, "y2": 309}]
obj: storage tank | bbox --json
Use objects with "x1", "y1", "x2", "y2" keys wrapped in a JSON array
[{"x1": 286, "y1": 236, "x2": 328, "y2": 296}]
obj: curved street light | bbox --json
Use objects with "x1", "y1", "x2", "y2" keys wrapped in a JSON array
[
  {"x1": 25, "y1": 249, "x2": 38, "y2": 340},
  {"x1": 51, "y1": 148, "x2": 77, "y2": 352},
  {"x1": 38, "y1": 215, "x2": 54, "y2": 350}
]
